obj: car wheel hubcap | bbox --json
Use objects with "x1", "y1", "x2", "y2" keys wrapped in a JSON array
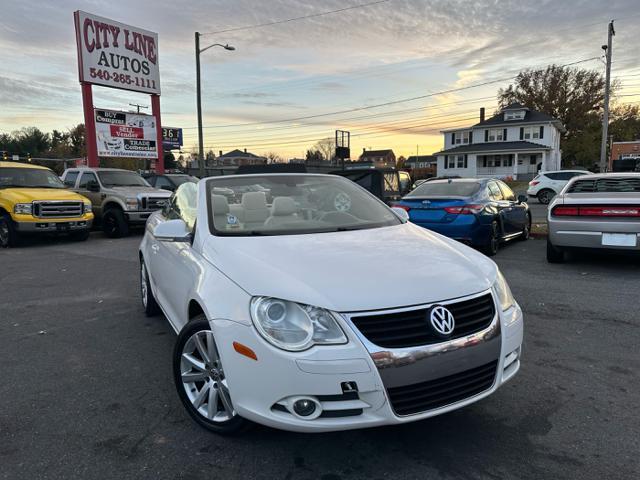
[
  {"x1": 181, "y1": 330, "x2": 235, "y2": 423},
  {"x1": 140, "y1": 264, "x2": 148, "y2": 308}
]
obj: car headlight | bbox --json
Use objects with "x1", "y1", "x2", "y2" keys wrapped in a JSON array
[
  {"x1": 14, "y1": 203, "x2": 33, "y2": 215},
  {"x1": 250, "y1": 297, "x2": 347, "y2": 351},
  {"x1": 493, "y1": 269, "x2": 515, "y2": 311},
  {"x1": 83, "y1": 201, "x2": 92, "y2": 213},
  {"x1": 125, "y1": 198, "x2": 139, "y2": 210}
]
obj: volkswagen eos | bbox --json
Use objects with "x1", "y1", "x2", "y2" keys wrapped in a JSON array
[{"x1": 139, "y1": 174, "x2": 523, "y2": 434}]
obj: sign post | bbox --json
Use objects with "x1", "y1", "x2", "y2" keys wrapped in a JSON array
[{"x1": 74, "y1": 10, "x2": 162, "y2": 171}]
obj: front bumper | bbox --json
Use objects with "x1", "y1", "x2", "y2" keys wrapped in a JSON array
[
  {"x1": 13, "y1": 217, "x2": 93, "y2": 233},
  {"x1": 125, "y1": 211, "x2": 154, "y2": 223},
  {"x1": 549, "y1": 217, "x2": 640, "y2": 250},
  {"x1": 212, "y1": 292, "x2": 523, "y2": 432}
]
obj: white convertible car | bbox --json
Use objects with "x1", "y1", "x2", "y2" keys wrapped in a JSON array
[{"x1": 139, "y1": 174, "x2": 523, "y2": 434}]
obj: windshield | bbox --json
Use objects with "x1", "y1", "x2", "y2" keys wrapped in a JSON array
[
  {"x1": 206, "y1": 174, "x2": 400, "y2": 236},
  {"x1": 407, "y1": 181, "x2": 480, "y2": 197},
  {"x1": 171, "y1": 175, "x2": 198, "y2": 186},
  {"x1": 97, "y1": 171, "x2": 150, "y2": 187},
  {"x1": 0, "y1": 167, "x2": 65, "y2": 189}
]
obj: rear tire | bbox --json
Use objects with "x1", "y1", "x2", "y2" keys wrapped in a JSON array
[
  {"x1": 173, "y1": 316, "x2": 250, "y2": 435},
  {"x1": 537, "y1": 189, "x2": 554, "y2": 205},
  {"x1": 482, "y1": 220, "x2": 500, "y2": 256},
  {"x1": 102, "y1": 208, "x2": 129, "y2": 238},
  {"x1": 546, "y1": 237, "x2": 565, "y2": 263},
  {"x1": 0, "y1": 213, "x2": 20, "y2": 248}
]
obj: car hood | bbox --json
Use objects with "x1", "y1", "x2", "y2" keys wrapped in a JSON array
[
  {"x1": 1, "y1": 188, "x2": 89, "y2": 203},
  {"x1": 202, "y1": 223, "x2": 497, "y2": 312},
  {"x1": 107, "y1": 186, "x2": 171, "y2": 197}
]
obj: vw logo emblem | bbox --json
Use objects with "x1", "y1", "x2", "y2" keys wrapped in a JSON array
[{"x1": 429, "y1": 305, "x2": 455, "y2": 336}]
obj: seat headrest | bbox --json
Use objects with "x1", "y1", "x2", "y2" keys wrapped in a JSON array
[
  {"x1": 271, "y1": 197, "x2": 297, "y2": 216},
  {"x1": 241, "y1": 191, "x2": 267, "y2": 210},
  {"x1": 212, "y1": 194, "x2": 229, "y2": 215}
]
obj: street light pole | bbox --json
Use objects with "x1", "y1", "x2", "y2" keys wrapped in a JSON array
[
  {"x1": 195, "y1": 33, "x2": 235, "y2": 178},
  {"x1": 599, "y1": 20, "x2": 615, "y2": 173}
]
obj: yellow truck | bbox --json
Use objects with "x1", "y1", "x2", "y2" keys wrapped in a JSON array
[{"x1": 0, "y1": 162, "x2": 94, "y2": 247}]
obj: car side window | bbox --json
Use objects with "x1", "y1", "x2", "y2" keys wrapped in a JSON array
[
  {"x1": 487, "y1": 182, "x2": 503, "y2": 201},
  {"x1": 155, "y1": 176, "x2": 174, "y2": 190},
  {"x1": 545, "y1": 173, "x2": 561, "y2": 180},
  {"x1": 64, "y1": 171, "x2": 79, "y2": 187},
  {"x1": 497, "y1": 181, "x2": 516, "y2": 201},
  {"x1": 78, "y1": 172, "x2": 98, "y2": 188},
  {"x1": 172, "y1": 182, "x2": 198, "y2": 231}
]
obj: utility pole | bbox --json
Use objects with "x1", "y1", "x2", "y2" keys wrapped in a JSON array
[
  {"x1": 129, "y1": 103, "x2": 148, "y2": 114},
  {"x1": 600, "y1": 20, "x2": 615, "y2": 173},
  {"x1": 195, "y1": 32, "x2": 205, "y2": 178}
]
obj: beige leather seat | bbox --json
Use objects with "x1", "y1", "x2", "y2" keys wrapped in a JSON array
[
  {"x1": 241, "y1": 192, "x2": 269, "y2": 227},
  {"x1": 265, "y1": 197, "x2": 300, "y2": 228},
  {"x1": 211, "y1": 194, "x2": 231, "y2": 230}
]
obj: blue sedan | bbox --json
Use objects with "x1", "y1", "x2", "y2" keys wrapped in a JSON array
[{"x1": 394, "y1": 178, "x2": 531, "y2": 256}]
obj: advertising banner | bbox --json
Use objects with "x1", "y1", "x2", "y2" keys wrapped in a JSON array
[
  {"x1": 162, "y1": 127, "x2": 183, "y2": 149},
  {"x1": 95, "y1": 109, "x2": 158, "y2": 158},
  {"x1": 74, "y1": 10, "x2": 160, "y2": 94}
]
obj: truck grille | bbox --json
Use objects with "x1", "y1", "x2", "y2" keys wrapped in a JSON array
[
  {"x1": 33, "y1": 201, "x2": 83, "y2": 218},
  {"x1": 141, "y1": 197, "x2": 168, "y2": 211},
  {"x1": 349, "y1": 293, "x2": 495, "y2": 349},
  {"x1": 386, "y1": 360, "x2": 498, "y2": 416}
]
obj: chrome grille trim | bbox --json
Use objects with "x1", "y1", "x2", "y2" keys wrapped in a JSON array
[{"x1": 33, "y1": 201, "x2": 84, "y2": 218}]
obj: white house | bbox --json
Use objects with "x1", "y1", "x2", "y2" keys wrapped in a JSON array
[{"x1": 435, "y1": 103, "x2": 564, "y2": 180}]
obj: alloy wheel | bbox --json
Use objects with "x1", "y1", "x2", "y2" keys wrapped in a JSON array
[{"x1": 180, "y1": 330, "x2": 236, "y2": 423}]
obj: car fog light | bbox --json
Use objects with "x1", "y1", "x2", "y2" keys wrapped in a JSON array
[{"x1": 293, "y1": 399, "x2": 316, "y2": 417}]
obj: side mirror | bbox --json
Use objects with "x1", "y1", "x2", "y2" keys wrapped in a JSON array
[
  {"x1": 153, "y1": 219, "x2": 192, "y2": 242},
  {"x1": 517, "y1": 194, "x2": 527, "y2": 204},
  {"x1": 391, "y1": 206, "x2": 410, "y2": 223},
  {"x1": 87, "y1": 180, "x2": 100, "y2": 192}
]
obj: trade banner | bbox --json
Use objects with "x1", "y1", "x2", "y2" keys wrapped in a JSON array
[{"x1": 95, "y1": 109, "x2": 158, "y2": 158}]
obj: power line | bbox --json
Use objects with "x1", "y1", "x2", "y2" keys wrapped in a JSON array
[
  {"x1": 200, "y1": 0, "x2": 391, "y2": 35},
  {"x1": 186, "y1": 56, "x2": 600, "y2": 130}
]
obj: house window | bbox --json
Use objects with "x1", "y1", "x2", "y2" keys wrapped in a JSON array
[
  {"x1": 456, "y1": 155, "x2": 465, "y2": 168},
  {"x1": 447, "y1": 156, "x2": 456, "y2": 168},
  {"x1": 523, "y1": 127, "x2": 540, "y2": 140},
  {"x1": 488, "y1": 129, "x2": 504, "y2": 142},
  {"x1": 453, "y1": 131, "x2": 470, "y2": 145},
  {"x1": 504, "y1": 111, "x2": 525, "y2": 120}
]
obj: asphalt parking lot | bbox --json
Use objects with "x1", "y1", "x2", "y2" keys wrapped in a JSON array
[{"x1": 1, "y1": 233, "x2": 639, "y2": 480}]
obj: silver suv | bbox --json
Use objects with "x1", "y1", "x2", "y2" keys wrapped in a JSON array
[{"x1": 61, "y1": 168, "x2": 171, "y2": 238}]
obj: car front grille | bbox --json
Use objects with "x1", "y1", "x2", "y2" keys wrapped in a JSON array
[
  {"x1": 141, "y1": 197, "x2": 168, "y2": 211},
  {"x1": 349, "y1": 293, "x2": 495, "y2": 349},
  {"x1": 386, "y1": 360, "x2": 498, "y2": 416},
  {"x1": 33, "y1": 201, "x2": 84, "y2": 218}
]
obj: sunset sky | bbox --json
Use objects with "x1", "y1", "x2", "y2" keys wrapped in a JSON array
[{"x1": 1, "y1": 0, "x2": 640, "y2": 160}]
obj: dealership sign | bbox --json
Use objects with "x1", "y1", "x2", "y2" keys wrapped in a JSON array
[
  {"x1": 74, "y1": 11, "x2": 160, "y2": 94},
  {"x1": 162, "y1": 127, "x2": 183, "y2": 149},
  {"x1": 95, "y1": 109, "x2": 158, "y2": 158}
]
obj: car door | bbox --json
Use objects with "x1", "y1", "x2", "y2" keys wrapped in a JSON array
[
  {"x1": 487, "y1": 181, "x2": 514, "y2": 236},
  {"x1": 77, "y1": 171, "x2": 103, "y2": 217},
  {"x1": 497, "y1": 180, "x2": 527, "y2": 233},
  {"x1": 149, "y1": 183, "x2": 201, "y2": 330}
]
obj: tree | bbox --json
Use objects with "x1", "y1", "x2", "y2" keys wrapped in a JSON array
[
  {"x1": 609, "y1": 104, "x2": 640, "y2": 141},
  {"x1": 312, "y1": 137, "x2": 335, "y2": 162},
  {"x1": 305, "y1": 149, "x2": 324, "y2": 164},
  {"x1": 498, "y1": 65, "x2": 613, "y2": 168},
  {"x1": 265, "y1": 151, "x2": 283, "y2": 164},
  {"x1": 396, "y1": 155, "x2": 407, "y2": 169}
]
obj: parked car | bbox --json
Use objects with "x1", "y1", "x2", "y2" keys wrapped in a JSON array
[
  {"x1": 61, "y1": 167, "x2": 171, "y2": 238},
  {"x1": 139, "y1": 173, "x2": 523, "y2": 434},
  {"x1": 330, "y1": 168, "x2": 412, "y2": 205},
  {"x1": 394, "y1": 178, "x2": 530, "y2": 256},
  {"x1": 527, "y1": 170, "x2": 592, "y2": 204},
  {"x1": 144, "y1": 173, "x2": 198, "y2": 192},
  {"x1": 0, "y1": 161, "x2": 93, "y2": 247},
  {"x1": 547, "y1": 173, "x2": 640, "y2": 263}
]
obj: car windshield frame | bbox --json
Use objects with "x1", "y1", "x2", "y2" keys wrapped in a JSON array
[
  {"x1": 97, "y1": 170, "x2": 150, "y2": 187},
  {"x1": 205, "y1": 174, "x2": 401, "y2": 237},
  {"x1": 0, "y1": 167, "x2": 66, "y2": 189},
  {"x1": 406, "y1": 180, "x2": 481, "y2": 198}
]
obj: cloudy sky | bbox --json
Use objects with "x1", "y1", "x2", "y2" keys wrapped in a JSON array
[{"x1": 1, "y1": 0, "x2": 639, "y2": 159}]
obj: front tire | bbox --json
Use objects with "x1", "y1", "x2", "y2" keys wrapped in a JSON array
[
  {"x1": 102, "y1": 208, "x2": 129, "y2": 238},
  {"x1": 518, "y1": 214, "x2": 531, "y2": 241},
  {"x1": 173, "y1": 316, "x2": 249, "y2": 435},
  {"x1": 0, "y1": 213, "x2": 20, "y2": 248},
  {"x1": 140, "y1": 260, "x2": 160, "y2": 316},
  {"x1": 546, "y1": 237, "x2": 565, "y2": 263}
]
